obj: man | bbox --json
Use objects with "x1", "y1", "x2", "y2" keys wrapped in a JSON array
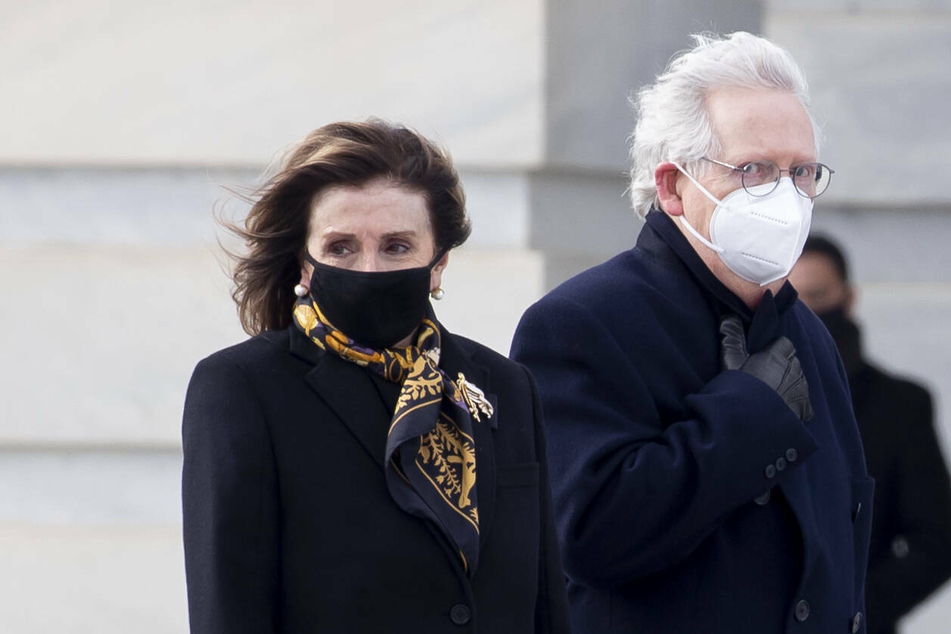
[
  {"x1": 790, "y1": 235, "x2": 951, "y2": 634},
  {"x1": 511, "y1": 32, "x2": 871, "y2": 633}
]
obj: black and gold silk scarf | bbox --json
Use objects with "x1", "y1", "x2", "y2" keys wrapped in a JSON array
[{"x1": 293, "y1": 297, "x2": 482, "y2": 574}]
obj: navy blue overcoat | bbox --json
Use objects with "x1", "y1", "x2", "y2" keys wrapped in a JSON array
[{"x1": 511, "y1": 210, "x2": 873, "y2": 633}]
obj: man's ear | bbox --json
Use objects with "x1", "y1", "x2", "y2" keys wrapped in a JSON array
[
  {"x1": 655, "y1": 162, "x2": 684, "y2": 216},
  {"x1": 844, "y1": 285, "x2": 857, "y2": 317}
]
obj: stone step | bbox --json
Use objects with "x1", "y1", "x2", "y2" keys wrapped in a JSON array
[{"x1": 1, "y1": 522, "x2": 187, "y2": 633}]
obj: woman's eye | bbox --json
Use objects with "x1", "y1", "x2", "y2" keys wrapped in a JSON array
[
  {"x1": 326, "y1": 242, "x2": 353, "y2": 256},
  {"x1": 385, "y1": 242, "x2": 410, "y2": 255}
]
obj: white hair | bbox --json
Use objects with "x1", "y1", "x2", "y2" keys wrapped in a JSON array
[{"x1": 628, "y1": 31, "x2": 821, "y2": 218}]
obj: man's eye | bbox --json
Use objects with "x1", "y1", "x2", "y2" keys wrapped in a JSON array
[
  {"x1": 741, "y1": 162, "x2": 768, "y2": 176},
  {"x1": 385, "y1": 243, "x2": 410, "y2": 255},
  {"x1": 794, "y1": 164, "x2": 817, "y2": 180}
]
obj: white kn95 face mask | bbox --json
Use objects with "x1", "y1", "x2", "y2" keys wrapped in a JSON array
[{"x1": 672, "y1": 162, "x2": 813, "y2": 286}]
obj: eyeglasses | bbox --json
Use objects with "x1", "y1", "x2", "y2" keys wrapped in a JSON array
[{"x1": 702, "y1": 157, "x2": 834, "y2": 199}]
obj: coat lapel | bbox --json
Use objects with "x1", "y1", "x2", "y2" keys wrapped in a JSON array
[
  {"x1": 289, "y1": 324, "x2": 500, "y2": 556},
  {"x1": 289, "y1": 327, "x2": 391, "y2": 467},
  {"x1": 438, "y1": 332, "x2": 498, "y2": 552}
]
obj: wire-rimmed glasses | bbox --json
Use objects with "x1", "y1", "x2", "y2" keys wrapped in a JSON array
[{"x1": 702, "y1": 157, "x2": 834, "y2": 199}]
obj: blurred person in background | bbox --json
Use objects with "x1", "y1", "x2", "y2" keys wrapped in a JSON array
[
  {"x1": 512, "y1": 32, "x2": 872, "y2": 633},
  {"x1": 790, "y1": 234, "x2": 951, "y2": 634},
  {"x1": 181, "y1": 119, "x2": 569, "y2": 633}
]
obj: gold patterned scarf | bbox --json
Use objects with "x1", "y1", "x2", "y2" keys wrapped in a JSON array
[{"x1": 293, "y1": 296, "x2": 489, "y2": 575}]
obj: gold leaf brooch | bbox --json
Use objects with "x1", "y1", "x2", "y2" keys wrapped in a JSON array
[{"x1": 456, "y1": 373, "x2": 494, "y2": 423}]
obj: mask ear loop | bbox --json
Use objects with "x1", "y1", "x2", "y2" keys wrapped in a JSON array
[
  {"x1": 428, "y1": 248, "x2": 449, "y2": 300},
  {"x1": 296, "y1": 252, "x2": 320, "y2": 297},
  {"x1": 670, "y1": 161, "x2": 726, "y2": 254},
  {"x1": 428, "y1": 248, "x2": 448, "y2": 270}
]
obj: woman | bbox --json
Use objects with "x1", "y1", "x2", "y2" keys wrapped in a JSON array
[{"x1": 182, "y1": 119, "x2": 570, "y2": 633}]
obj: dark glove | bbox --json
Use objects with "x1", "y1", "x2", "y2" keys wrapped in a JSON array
[{"x1": 720, "y1": 315, "x2": 814, "y2": 421}]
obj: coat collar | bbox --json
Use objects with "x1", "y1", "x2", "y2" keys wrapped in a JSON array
[
  {"x1": 289, "y1": 325, "x2": 392, "y2": 465},
  {"x1": 640, "y1": 209, "x2": 799, "y2": 354},
  {"x1": 287, "y1": 322, "x2": 499, "y2": 550}
]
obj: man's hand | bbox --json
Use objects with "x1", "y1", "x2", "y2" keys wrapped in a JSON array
[{"x1": 720, "y1": 315, "x2": 814, "y2": 421}]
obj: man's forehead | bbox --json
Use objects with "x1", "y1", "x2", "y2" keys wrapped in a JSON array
[{"x1": 707, "y1": 87, "x2": 816, "y2": 162}]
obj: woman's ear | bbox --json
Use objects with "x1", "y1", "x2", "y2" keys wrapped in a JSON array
[
  {"x1": 299, "y1": 255, "x2": 313, "y2": 287},
  {"x1": 430, "y1": 251, "x2": 450, "y2": 292},
  {"x1": 655, "y1": 162, "x2": 685, "y2": 216}
]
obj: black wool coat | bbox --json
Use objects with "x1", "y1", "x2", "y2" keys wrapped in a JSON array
[
  {"x1": 511, "y1": 210, "x2": 873, "y2": 634},
  {"x1": 848, "y1": 357, "x2": 951, "y2": 634},
  {"x1": 182, "y1": 324, "x2": 570, "y2": 633}
]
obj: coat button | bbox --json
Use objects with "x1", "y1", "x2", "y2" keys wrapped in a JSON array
[
  {"x1": 765, "y1": 464, "x2": 777, "y2": 479},
  {"x1": 891, "y1": 536, "x2": 910, "y2": 559},
  {"x1": 754, "y1": 490, "x2": 771, "y2": 505},
  {"x1": 794, "y1": 599, "x2": 810, "y2": 622},
  {"x1": 450, "y1": 604, "x2": 471, "y2": 625},
  {"x1": 786, "y1": 448, "x2": 798, "y2": 462},
  {"x1": 851, "y1": 611, "x2": 863, "y2": 633},
  {"x1": 775, "y1": 456, "x2": 787, "y2": 472}
]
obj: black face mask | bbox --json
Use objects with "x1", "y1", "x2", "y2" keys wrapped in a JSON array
[
  {"x1": 816, "y1": 306, "x2": 863, "y2": 377},
  {"x1": 305, "y1": 252, "x2": 443, "y2": 350}
]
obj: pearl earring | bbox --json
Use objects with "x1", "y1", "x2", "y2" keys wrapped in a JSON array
[
  {"x1": 431, "y1": 287, "x2": 445, "y2": 301},
  {"x1": 294, "y1": 284, "x2": 310, "y2": 298}
]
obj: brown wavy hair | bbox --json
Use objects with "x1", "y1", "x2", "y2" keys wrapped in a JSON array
[{"x1": 221, "y1": 119, "x2": 471, "y2": 335}]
